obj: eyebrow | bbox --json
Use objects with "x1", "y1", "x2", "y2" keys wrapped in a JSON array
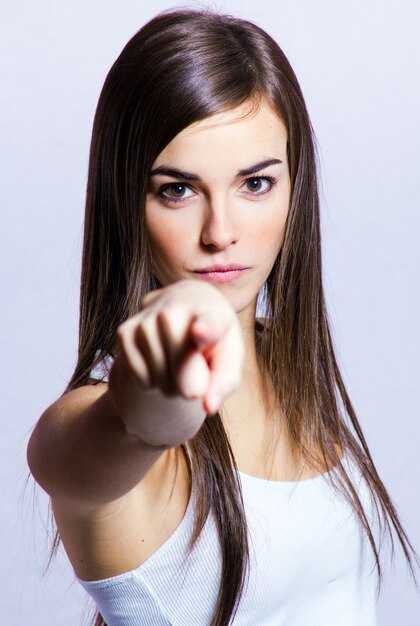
[{"x1": 149, "y1": 158, "x2": 282, "y2": 181}]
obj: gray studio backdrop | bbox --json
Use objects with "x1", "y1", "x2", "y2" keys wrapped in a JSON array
[{"x1": 1, "y1": 1, "x2": 419, "y2": 624}]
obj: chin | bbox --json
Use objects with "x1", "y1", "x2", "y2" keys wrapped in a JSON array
[{"x1": 217, "y1": 287, "x2": 259, "y2": 315}]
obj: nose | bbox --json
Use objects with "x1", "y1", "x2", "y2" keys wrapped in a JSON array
[{"x1": 200, "y1": 196, "x2": 239, "y2": 249}]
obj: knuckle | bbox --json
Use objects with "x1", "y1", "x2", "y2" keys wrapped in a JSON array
[
  {"x1": 117, "y1": 319, "x2": 129, "y2": 337},
  {"x1": 141, "y1": 288, "x2": 161, "y2": 307},
  {"x1": 135, "y1": 313, "x2": 155, "y2": 340},
  {"x1": 158, "y1": 303, "x2": 178, "y2": 324},
  {"x1": 166, "y1": 305, "x2": 189, "y2": 330}
]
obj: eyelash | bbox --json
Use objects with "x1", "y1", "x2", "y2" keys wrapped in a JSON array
[{"x1": 156, "y1": 175, "x2": 278, "y2": 206}]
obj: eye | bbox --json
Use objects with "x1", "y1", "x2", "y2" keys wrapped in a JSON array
[
  {"x1": 241, "y1": 175, "x2": 277, "y2": 197},
  {"x1": 157, "y1": 183, "x2": 195, "y2": 205},
  {"x1": 156, "y1": 174, "x2": 277, "y2": 207}
]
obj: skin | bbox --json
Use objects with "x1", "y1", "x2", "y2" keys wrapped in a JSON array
[
  {"x1": 146, "y1": 97, "x2": 290, "y2": 323},
  {"x1": 26, "y1": 98, "x2": 299, "y2": 583},
  {"x1": 146, "y1": 97, "x2": 291, "y2": 445}
]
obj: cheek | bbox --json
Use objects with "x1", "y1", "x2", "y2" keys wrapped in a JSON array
[
  {"x1": 252, "y1": 196, "x2": 289, "y2": 253},
  {"x1": 146, "y1": 214, "x2": 187, "y2": 266}
]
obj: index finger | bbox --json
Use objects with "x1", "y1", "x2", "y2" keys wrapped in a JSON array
[
  {"x1": 201, "y1": 321, "x2": 245, "y2": 414},
  {"x1": 189, "y1": 311, "x2": 231, "y2": 347}
]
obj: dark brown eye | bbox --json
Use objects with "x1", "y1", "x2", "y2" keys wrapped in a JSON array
[
  {"x1": 242, "y1": 176, "x2": 276, "y2": 195},
  {"x1": 157, "y1": 183, "x2": 195, "y2": 205},
  {"x1": 168, "y1": 184, "x2": 187, "y2": 197},
  {"x1": 246, "y1": 178, "x2": 263, "y2": 192}
]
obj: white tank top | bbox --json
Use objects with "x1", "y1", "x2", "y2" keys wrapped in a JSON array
[{"x1": 76, "y1": 356, "x2": 380, "y2": 625}]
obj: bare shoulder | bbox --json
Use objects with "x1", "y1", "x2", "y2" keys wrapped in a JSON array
[{"x1": 53, "y1": 443, "x2": 189, "y2": 582}]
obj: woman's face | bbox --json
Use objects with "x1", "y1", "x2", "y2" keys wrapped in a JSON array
[{"x1": 145, "y1": 98, "x2": 290, "y2": 317}]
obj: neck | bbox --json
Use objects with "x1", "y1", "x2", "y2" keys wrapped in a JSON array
[{"x1": 220, "y1": 301, "x2": 274, "y2": 430}]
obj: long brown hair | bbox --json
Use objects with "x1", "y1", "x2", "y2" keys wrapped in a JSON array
[{"x1": 50, "y1": 6, "x2": 419, "y2": 626}]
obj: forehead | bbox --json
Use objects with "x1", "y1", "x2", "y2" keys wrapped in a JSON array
[{"x1": 154, "y1": 99, "x2": 288, "y2": 165}]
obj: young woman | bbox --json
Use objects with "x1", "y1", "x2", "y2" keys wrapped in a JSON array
[{"x1": 27, "y1": 7, "x2": 419, "y2": 626}]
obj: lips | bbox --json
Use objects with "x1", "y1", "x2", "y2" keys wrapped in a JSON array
[
  {"x1": 192, "y1": 264, "x2": 249, "y2": 283},
  {"x1": 193, "y1": 264, "x2": 249, "y2": 273}
]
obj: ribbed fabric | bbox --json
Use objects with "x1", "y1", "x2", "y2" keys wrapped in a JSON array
[{"x1": 76, "y1": 357, "x2": 380, "y2": 625}]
